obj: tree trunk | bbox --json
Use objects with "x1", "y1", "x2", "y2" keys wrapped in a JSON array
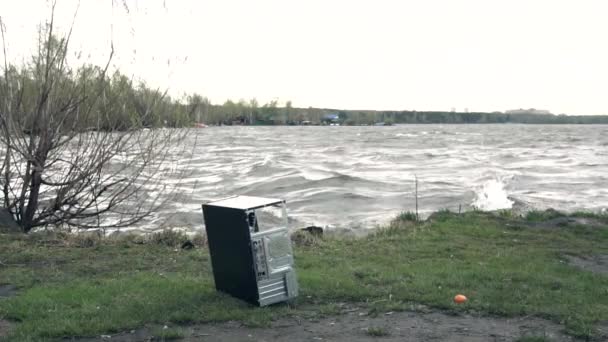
[{"x1": 21, "y1": 168, "x2": 42, "y2": 232}]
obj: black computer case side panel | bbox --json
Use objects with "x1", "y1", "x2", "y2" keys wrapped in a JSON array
[{"x1": 202, "y1": 204, "x2": 259, "y2": 305}]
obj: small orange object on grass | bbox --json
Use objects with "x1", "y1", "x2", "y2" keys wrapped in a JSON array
[{"x1": 453, "y1": 294, "x2": 467, "y2": 304}]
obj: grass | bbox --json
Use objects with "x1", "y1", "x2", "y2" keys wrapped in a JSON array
[
  {"x1": 150, "y1": 326, "x2": 186, "y2": 340},
  {"x1": 0, "y1": 210, "x2": 607, "y2": 340},
  {"x1": 365, "y1": 326, "x2": 390, "y2": 337},
  {"x1": 395, "y1": 211, "x2": 418, "y2": 222},
  {"x1": 525, "y1": 209, "x2": 565, "y2": 222}
]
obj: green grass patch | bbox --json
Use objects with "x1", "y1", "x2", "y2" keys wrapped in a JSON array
[
  {"x1": 365, "y1": 326, "x2": 390, "y2": 337},
  {"x1": 150, "y1": 326, "x2": 186, "y2": 340},
  {"x1": 394, "y1": 211, "x2": 418, "y2": 222},
  {"x1": 1, "y1": 210, "x2": 607, "y2": 340},
  {"x1": 525, "y1": 209, "x2": 564, "y2": 222}
]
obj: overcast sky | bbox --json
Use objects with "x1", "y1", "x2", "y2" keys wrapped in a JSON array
[{"x1": 1, "y1": 0, "x2": 607, "y2": 115}]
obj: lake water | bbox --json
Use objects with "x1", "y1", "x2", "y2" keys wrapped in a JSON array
[{"x1": 142, "y1": 124, "x2": 608, "y2": 233}]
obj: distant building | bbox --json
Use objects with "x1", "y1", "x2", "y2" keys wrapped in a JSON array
[
  {"x1": 323, "y1": 114, "x2": 339, "y2": 120},
  {"x1": 506, "y1": 108, "x2": 551, "y2": 115},
  {"x1": 322, "y1": 114, "x2": 340, "y2": 124}
]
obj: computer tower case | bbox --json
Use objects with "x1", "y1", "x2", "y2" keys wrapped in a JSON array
[{"x1": 202, "y1": 196, "x2": 298, "y2": 306}]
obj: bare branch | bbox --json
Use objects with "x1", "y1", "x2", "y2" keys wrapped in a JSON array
[{"x1": 0, "y1": 4, "x2": 192, "y2": 233}]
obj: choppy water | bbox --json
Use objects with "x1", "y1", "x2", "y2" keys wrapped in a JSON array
[{"x1": 143, "y1": 124, "x2": 608, "y2": 233}]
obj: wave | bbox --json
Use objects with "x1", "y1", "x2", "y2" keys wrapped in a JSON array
[
  {"x1": 471, "y1": 178, "x2": 514, "y2": 211},
  {"x1": 304, "y1": 173, "x2": 396, "y2": 189},
  {"x1": 85, "y1": 125, "x2": 607, "y2": 233}
]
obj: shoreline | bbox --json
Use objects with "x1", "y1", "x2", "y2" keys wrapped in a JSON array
[{"x1": 1, "y1": 209, "x2": 607, "y2": 341}]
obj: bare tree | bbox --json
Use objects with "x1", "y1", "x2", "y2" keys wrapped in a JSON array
[{"x1": 0, "y1": 4, "x2": 189, "y2": 233}]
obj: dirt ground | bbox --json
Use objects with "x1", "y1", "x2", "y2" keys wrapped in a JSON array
[
  {"x1": 0, "y1": 284, "x2": 16, "y2": 340},
  {"x1": 565, "y1": 254, "x2": 608, "y2": 276},
  {"x1": 0, "y1": 285, "x2": 17, "y2": 298},
  {"x1": 0, "y1": 319, "x2": 12, "y2": 341},
  {"x1": 73, "y1": 308, "x2": 575, "y2": 342}
]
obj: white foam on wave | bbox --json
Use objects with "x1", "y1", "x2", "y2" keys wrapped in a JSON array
[
  {"x1": 300, "y1": 167, "x2": 335, "y2": 181},
  {"x1": 262, "y1": 154, "x2": 273, "y2": 165},
  {"x1": 472, "y1": 178, "x2": 514, "y2": 211}
]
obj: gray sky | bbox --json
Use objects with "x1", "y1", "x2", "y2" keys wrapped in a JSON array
[{"x1": 2, "y1": 0, "x2": 607, "y2": 115}]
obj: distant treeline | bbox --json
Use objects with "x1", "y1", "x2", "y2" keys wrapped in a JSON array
[
  {"x1": 320, "y1": 109, "x2": 608, "y2": 125},
  {"x1": 200, "y1": 102, "x2": 608, "y2": 125},
  {"x1": 2, "y1": 35, "x2": 605, "y2": 129}
]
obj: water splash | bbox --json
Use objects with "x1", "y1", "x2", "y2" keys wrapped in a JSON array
[{"x1": 472, "y1": 178, "x2": 514, "y2": 211}]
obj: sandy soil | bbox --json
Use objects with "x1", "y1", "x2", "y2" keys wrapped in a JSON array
[{"x1": 76, "y1": 307, "x2": 575, "y2": 342}]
